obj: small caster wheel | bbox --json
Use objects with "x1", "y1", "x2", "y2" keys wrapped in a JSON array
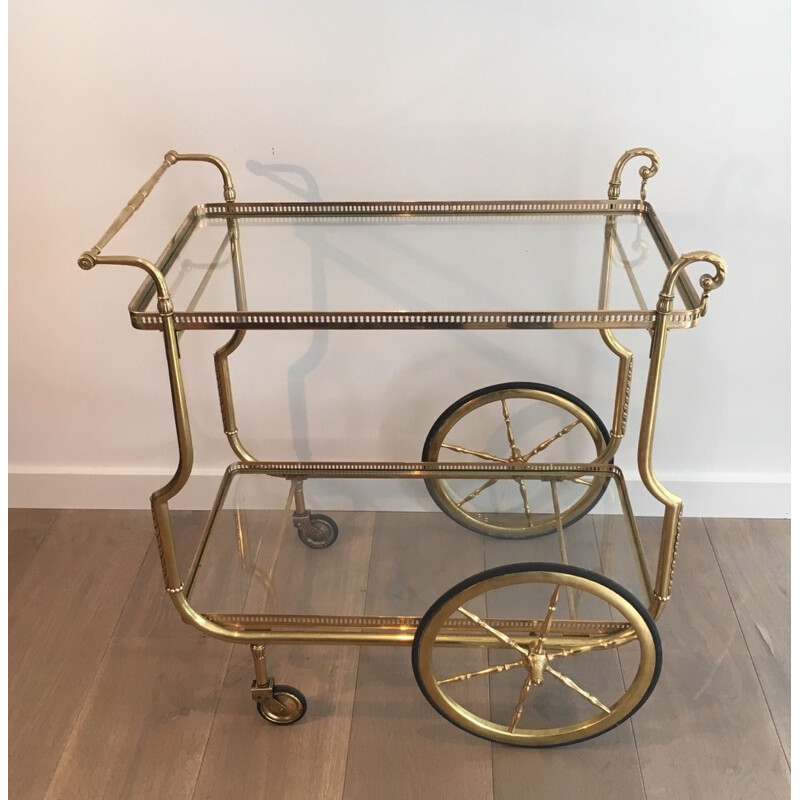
[
  {"x1": 256, "y1": 685, "x2": 308, "y2": 725},
  {"x1": 297, "y1": 513, "x2": 339, "y2": 549}
]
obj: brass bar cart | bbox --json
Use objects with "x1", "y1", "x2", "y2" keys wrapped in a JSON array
[{"x1": 79, "y1": 148, "x2": 726, "y2": 747}]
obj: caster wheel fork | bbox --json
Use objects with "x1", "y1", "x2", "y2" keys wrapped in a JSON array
[{"x1": 250, "y1": 644, "x2": 307, "y2": 725}]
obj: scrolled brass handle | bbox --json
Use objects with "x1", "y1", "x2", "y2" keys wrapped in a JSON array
[
  {"x1": 608, "y1": 148, "x2": 660, "y2": 202},
  {"x1": 659, "y1": 251, "x2": 727, "y2": 316}
]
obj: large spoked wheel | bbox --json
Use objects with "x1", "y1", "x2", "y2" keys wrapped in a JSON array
[
  {"x1": 422, "y1": 382, "x2": 610, "y2": 538},
  {"x1": 412, "y1": 563, "x2": 660, "y2": 747}
]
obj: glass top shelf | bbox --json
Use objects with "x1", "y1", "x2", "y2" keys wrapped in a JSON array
[{"x1": 130, "y1": 201, "x2": 701, "y2": 331}]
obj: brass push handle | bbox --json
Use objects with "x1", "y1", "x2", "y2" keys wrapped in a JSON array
[
  {"x1": 78, "y1": 151, "x2": 236, "y2": 271},
  {"x1": 659, "y1": 251, "x2": 727, "y2": 317},
  {"x1": 608, "y1": 148, "x2": 660, "y2": 202}
]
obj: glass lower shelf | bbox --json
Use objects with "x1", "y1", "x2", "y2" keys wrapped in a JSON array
[{"x1": 184, "y1": 464, "x2": 651, "y2": 622}]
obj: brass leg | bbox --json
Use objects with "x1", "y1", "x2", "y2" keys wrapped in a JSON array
[
  {"x1": 250, "y1": 644, "x2": 273, "y2": 693},
  {"x1": 291, "y1": 478, "x2": 312, "y2": 533},
  {"x1": 637, "y1": 252, "x2": 726, "y2": 620}
]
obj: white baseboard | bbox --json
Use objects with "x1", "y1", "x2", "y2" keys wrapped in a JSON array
[{"x1": 8, "y1": 468, "x2": 791, "y2": 519}]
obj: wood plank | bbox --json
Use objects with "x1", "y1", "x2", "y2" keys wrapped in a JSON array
[
  {"x1": 44, "y1": 635, "x2": 231, "y2": 800},
  {"x1": 343, "y1": 512, "x2": 493, "y2": 800},
  {"x1": 705, "y1": 518, "x2": 790, "y2": 762},
  {"x1": 485, "y1": 515, "x2": 646, "y2": 799},
  {"x1": 43, "y1": 523, "x2": 233, "y2": 800},
  {"x1": 8, "y1": 508, "x2": 56, "y2": 596},
  {"x1": 625, "y1": 517, "x2": 790, "y2": 799},
  {"x1": 9, "y1": 510, "x2": 152, "y2": 800},
  {"x1": 192, "y1": 510, "x2": 374, "y2": 800}
]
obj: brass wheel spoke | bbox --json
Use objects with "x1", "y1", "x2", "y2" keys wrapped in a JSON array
[
  {"x1": 545, "y1": 665, "x2": 611, "y2": 714},
  {"x1": 547, "y1": 639, "x2": 625, "y2": 658},
  {"x1": 515, "y1": 478, "x2": 534, "y2": 526},
  {"x1": 437, "y1": 658, "x2": 526, "y2": 686},
  {"x1": 508, "y1": 672, "x2": 534, "y2": 733},
  {"x1": 521, "y1": 420, "x2": 581, "y2": 461},
  {"x1": 569, "y1": 476, "x2": 594, "y2": 487},
  {"x1": 533, "y1": 585, "x2": 562, "y2": 654},
  {"x1": 457, "y1": 607, "x2": 529, "y2": 657},
  {"x1": 455, "y1": 478, "x2": 499, "y2": 508},
  {"x1": 500, "y1": 399, "x2": 521, "y2": 457},
  {"x1": 440, "y1": 443, "x2": 508, "y2": 464}
]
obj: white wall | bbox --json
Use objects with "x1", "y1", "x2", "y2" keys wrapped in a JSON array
[{"x1": 9, "y1": 1, "x2": 790, "y2": 516}]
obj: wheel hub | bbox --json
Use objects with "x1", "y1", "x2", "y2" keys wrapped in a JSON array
[{"x1": 528, "y1": 651, "x2": 548, "y2": 685}]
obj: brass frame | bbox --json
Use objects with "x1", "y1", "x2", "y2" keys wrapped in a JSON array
[{"x1": 79, "y1": 147, "x2": 726, "y2": 736}]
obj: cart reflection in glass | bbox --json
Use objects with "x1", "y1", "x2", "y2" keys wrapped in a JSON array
[{"x1": 79, "y1": 147, "x2": 726, "y2": 746}]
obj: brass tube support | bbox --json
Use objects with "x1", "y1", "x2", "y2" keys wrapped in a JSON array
[
  {"x1": 293, "y1": 479, "x2": 308, "y2": 514},
  {"x1": 639, "y1": 251, "x2": 726, "y2": 616},
  {"x1": 212, "y1": 205, "x2": 257, "y2": 462},
  {"x1": 596, "y1": 214, "x2": 634, "y2": 462},
  {"x1": 78, "y1": 151, "x2": 239, "y2": 594},
  {"x1": 215, "y1": 330, "x2": 258, "y2": 463},
  {"x1": 251, "y1": 644, "x2": 270, "y2": 686}
]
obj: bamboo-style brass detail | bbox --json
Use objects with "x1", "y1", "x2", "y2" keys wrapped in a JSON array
[
  {"x1": 441, "y1": 443, "x2": 507, "y2": 463},
  {"x1": 501, "y1": 399, "x2": 521, "y2": 456},
  {"x1": 508, "y1": 673, "x2": 534, "y2": 732},
  {"x1": 457, "y1": 606, "x2": 530, "y2": 657},
  {"x1": 515, "y1": 479, "x2": 534, "y2": 526},
  {"x1": 438, "y1": 659, "x2": 525, "y2": 685},
  {"x1": 544, "y1": 665, "x2": 611, "y2": 713},
  {"x1": 455, "y1": 478, "x2": 499, "y2": 508},
  {"x1": 82, "y1": 151, "x2": 178, "y2": 262},
  {"x1": 534, "y1": 584, "x2": 562, "y2": 654},
  {"x1": 521, "y1": 420, "x2": 581, "y2": 461}
]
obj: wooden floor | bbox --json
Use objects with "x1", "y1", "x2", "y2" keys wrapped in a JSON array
[{"x1": 9, "y1": 510, "x2": 790, "y2": 800}]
